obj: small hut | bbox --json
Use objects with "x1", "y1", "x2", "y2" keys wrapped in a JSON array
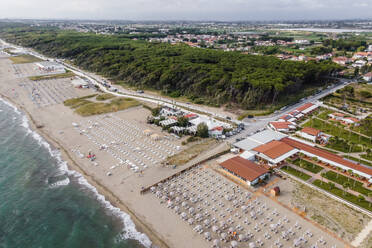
[
  {"x1": 143, "y1": 129, "x2": 152, "y2": 136},
  {"x1": 270, "y1": 186, "x2": 280, "y2": 197}
]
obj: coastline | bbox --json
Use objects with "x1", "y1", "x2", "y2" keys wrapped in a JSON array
[{"x1": 0, "y1": 93, "x2": 169, "y2": 248}]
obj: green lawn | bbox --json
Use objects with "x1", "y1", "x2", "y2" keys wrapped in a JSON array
[
  {"x1": 317, "y1": 109, "x2": 334, "y2": 120},
  {"x1": 281, "y1": 166, "x2": 311, "y2": 181},
  {"x1": 321, "y1": 171, "x2": 372, "y2": 196},
  {"x1": 95, "y1": 93, "x2": 116, "y2": 101},
  {"x1": 313, "y1": 179, "x2": 372, "y2": 212},
  {"x1": 292, "y1": 159, "x2": 324, "y2": 174},
  {"x1": 303, "y1": 118, "x2": 371, "y2": 151}
]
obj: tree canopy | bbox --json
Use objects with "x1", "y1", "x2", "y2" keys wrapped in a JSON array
[{"x1": 0, "y1": 26, "x2": 341, "y2": 109}]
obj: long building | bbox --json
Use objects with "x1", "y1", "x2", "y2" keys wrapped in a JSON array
[{"x1": 281, "y1": 137, "x2": 372, "y2": 180}]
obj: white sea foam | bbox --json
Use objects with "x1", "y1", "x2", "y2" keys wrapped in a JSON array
[{"x1": 0, "y1": 97, "x2": 152, "y2": 248}]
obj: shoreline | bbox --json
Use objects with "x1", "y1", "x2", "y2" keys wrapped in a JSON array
[{"x1": 0, "y1": 93, "x2": 169, "y2": 248}]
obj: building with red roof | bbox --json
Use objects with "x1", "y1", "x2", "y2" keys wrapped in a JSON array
[
  {"x1": 268, "y1": 121, "x2": 296, "y2": 133},
  {"x1": 281, "y1": 137, "x2": 372, "y2": 179},
  {"x1": 297, "y1": 127, "x2": 322, "y2": 142},
  {"x1": 220, "y1": 156, "x2": 270, "y2": 186},
  {"x1": 252, "y1": 140, "x2": 299, "y2": 166}
]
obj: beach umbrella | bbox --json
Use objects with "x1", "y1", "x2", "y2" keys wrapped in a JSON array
[
  {"x1": 238, "y1": 234, "x2": 245, "y2": 242},
  {"x1": 204, "y1": 219, "x2": 210, "y2": 226},
  {"x1": 174, "y1": 206, "x2": 180, "y2": 213},
  {"x1": 150, "y1": 186, "x2": 156, "y2": 192},
  {"x1": 189, "y1": 207, "x2": 195, "y2": 214},
  {"x1": 181, "y1": 202, "x2": 188, "y2": 207},
  {"x1": 212, "y1": 225, "x2": 219, "y2": 233},
  {"x1": 231, "y1": 241, "x2": 238, "y2": 248},
  {"x1": 169, "y1": 192, "x2": 174, "y2": 197},
  {"x1": 213, "y1": 239, "x2": 220, "y2": 247},
  {"x1": 188, "y1": 218, "x2": 194, "y2": 225},
  {"x1": 167, "y1": 201, "x2": 174, "y2": 208},
  {"x1": 220, "y1": 233, "x2": 227, "y2": 240},
  {"x1": 180, "y1": 212, "x2": 187, "y2": 219},
  {"x1": 249, "y1": 242, "x2": 257, "y2": 248},
  {"x1": 204, "y1": 232, "x2": 211, "y2": 240},
  {"x1": 175, "y1": 197, "x2": 181, "y2": 203},
  {"x1": 228, "y1": 227, "x2": 234, "y2": 233}
]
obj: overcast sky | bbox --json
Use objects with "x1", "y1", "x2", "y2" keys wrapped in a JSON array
[{"x1": 1, "y1": 0, "x2": 372, "y2": 21}]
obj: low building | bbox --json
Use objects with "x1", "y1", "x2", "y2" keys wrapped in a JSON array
[
  {"x1": 342, "y1": 117, "x2": 360, "y2": 126},
  {"x1": 328, "y1": 112, "x2": 345, "y2": 120},
  {"x1": 184, "y1": 113, "x2": 198, "y2": 120},
  {"x1": 297, "y1": 127, "x2": 321, "y2": 142},
  {"x1": 209, "y1": 126, "x2": 223, "y2": 137},
  {"x1": 220, "y1": 156, "x2": 270, "y2": 186},
  {"x1": 332, "y1": 57, "x2": 352, "y2": 65},
  {"x1": 35, "y1": 61, "x2": 65, "y2": 72},
  {"x1": 233, "y1": 130, "x2": 288, "y2": 152},
  {"x1": 363, "y1": 72, "x2": 372, "y2": 82},
  {"x1": 281, "y1": 137, "x2": 372, "y2": 180},
  {"x1": 252, "y1": 140, "x2": 299, "y2": 167},
  {"x1": 268, "y1": 121, "x2": 296, "y2": 133},
  {"x1": 159, "y1": 118, "x2": 177, "y2": 127},
  {"x1": 295, "y1": 102, "x2": 318, "y2": 115}
]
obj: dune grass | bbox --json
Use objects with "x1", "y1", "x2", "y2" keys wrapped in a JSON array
[
  {"x1": 64, "y1": 95, "x2": 140, "y2": 116},
  {"x1": 28, "y1": 71, "x2": 75, "y2": 81},
  {"x1": 9, "y1": 54, "x2": 43, "y2": 64}
]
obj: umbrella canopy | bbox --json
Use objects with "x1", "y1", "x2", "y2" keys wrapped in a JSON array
[
  {"x1": 212, "y1": 225, "x2": 219, "y2": 233},
  {"x1": 213, "y1": 239, "x2": 220, "y2": 246},
  {"x1": 221, "y1": 233, "x2": 227, "y2": 239},
  {"x1": 231, "y1": 241, "x2": 238, "y2": 247}
]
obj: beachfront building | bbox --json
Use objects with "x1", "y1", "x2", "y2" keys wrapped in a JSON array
[
  {"x1": 362, "y1": 72, "x2": 372, "y2": 82},
  {"x1": 268, "y1": 121, "x2": 296, "y2": 133},
  {"x1": 297, "y1": 127, "x2": 322, "y2": 142},
  {"x1": 281, "y1": 137, "x2": 372, "y2": 180},
  {"x1": 208, "y1": 126, "x2": 224, "y2": 137},
  {"x1": 220, "y1": 156, "x2": 270, "y2": 186},
  {"x1": 252, "y1": 140, "x2": 299, "y2": 167},
  {"x1": 160, "y1": 107, "x2": 183, "y2": 117},
  {"x1": 36, "y1": 61, "x2": 65, "y2": 73}
]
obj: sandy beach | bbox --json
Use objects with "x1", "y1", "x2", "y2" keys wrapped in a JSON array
[{"x1": 1, "y1": 52, "x2": 369, "y2": 248}]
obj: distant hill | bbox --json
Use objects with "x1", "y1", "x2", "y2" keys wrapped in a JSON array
[{"x1": 0, "y1": 26, "x2": 341, "y2": 110}]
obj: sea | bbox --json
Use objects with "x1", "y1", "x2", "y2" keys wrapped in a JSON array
[{"x1": 0, "y1": 97, "x2": 151, "y2": 248}]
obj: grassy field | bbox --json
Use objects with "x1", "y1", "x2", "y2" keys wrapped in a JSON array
[
  {"x1": 313, "y1": 179, "x2": 372, "y2": 212},
  {"x1": 321, "y1": 171, "x2": 372, "y2": 196},
  {"x1": 292, "y1": 159, "x2": 323, "y2": 174},
  {"x1": 9, "y1": 54, "x2": 43, "y2": 64},
  {"x1": 361, "y1": 153, "x2": 372, "y2": 162},
  {"x1": 96, "y1": 93, "x2": 116, "y2": 101},
  {"x1": 281, "y1": 166, "x2": 311, "y2": 181},
  {"x1": 28, "y1": 71, "x2": 75, "y2": 81},
  {"x1": 64, "y1": 95, "x2": 140, "y2": 116},
  {"x1": 166, "y1": 139, "x2": 218, "y2": 166},
  {"x1": 317, "y1": 109, "x2": 334, "y2": 120},
  {"x1": 303, "y1": 118, "x2": 371, "y2": 151}
]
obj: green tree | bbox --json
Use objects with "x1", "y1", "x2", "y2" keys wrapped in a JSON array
[
  {"x1": 177, "y1": 116, "x2": 189, "y2": 127},
  {"x1": 196, "y1": 122, "x2": 209, "y2": 138}
]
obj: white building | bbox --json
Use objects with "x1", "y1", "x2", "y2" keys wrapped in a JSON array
[
  {"x1": 297, "y1": 127, "x2": 321, "y2": 142},
  {"x1": 363, "y1": 72, "x2": 372, "y2": 82}
]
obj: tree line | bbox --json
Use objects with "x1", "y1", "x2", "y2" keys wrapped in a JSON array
[{"x1": 0, "y1": 25, "x2": 341, "y2": 109}]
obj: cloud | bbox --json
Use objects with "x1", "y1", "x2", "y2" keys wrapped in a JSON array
[{"x1": 0, "y1": 0, "x2": 371, "y2": 20}]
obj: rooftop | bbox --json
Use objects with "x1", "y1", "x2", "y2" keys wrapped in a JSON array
[
  {"x1": 220, "y1": 156, "x2": 269, "y2": 182},
  {"x1": 253, "y1": 140, "x2": 296, "y2": 159},
  {"x1": 301, "y1": 127, "x2": 321, "y2": 136},
  {"x1": 281, "y1": 137, "x2": 372, "y2": 177}
]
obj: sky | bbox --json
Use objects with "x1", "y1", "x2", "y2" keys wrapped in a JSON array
[{"x1": 1, "y1": 0, "x2": 372, "y2": 21}]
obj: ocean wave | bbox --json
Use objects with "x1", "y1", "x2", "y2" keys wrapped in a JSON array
[{"x1": 0, "y1": 97, "x2": 152, "y2": 248}]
